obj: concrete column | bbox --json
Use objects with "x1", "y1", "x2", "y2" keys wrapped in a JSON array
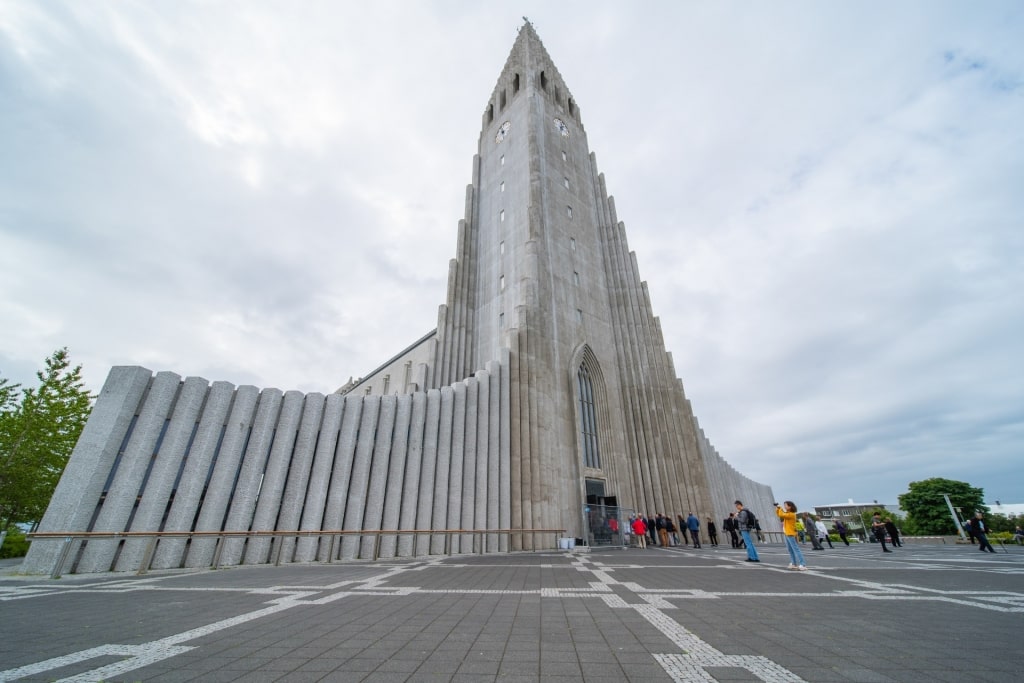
[
  {"x1": 430, "y1": 386, "x2": 454, "y2": 554},
  {"x1": 415, "y1": 390, "x2": 441, "y2": 556},
  {"x1": 318, "y1": 395, "x2": 363, "y2": 561},
  {"x1": 21, "y1": 366, "x2": 152, "y2": 574},
  {"x1": 244, "y1": 390, "x2": 305, "y2": 565},
  {"x1": 397, "y1": 391, "x2": 427, "y2": 557},
  {"x1": 152, "y1": 380, "x2": 236, "y2": 569},
  {"x1": 341, "y1": 396, "x2": 381, "y2": 560},
  {"x1": 218, "y1": 388, "x2": 284, "y2": 567},
  {"x1": 474, "y1": 370, "x2": 491, "y2": 552},
  {"x1": 460, "y1": 378, "x2": 478, "y2": 551},
  {"x1": 76, "y1": 371, "x2": 182, "y2": 574},
  {"x1": 379, "y1": 394, "x2": 412, "y2": 558},
  {"x1": 274, "y1": 393, "x2": 326, "y2": 563},
  {"x1": 360, "y1": 395, "x2": 397, "y2": 559},
  {"x1": 296, "y1": 393, "x2": 345, "y2": 562},
  {"x1": 446, "y1": 382, "x2": 467, "y2": 553},
  {"x1": 498, "y1": 352, "x2": 511, "y2": 552},
  {"x1": 183, "y1": 385, "x2": 261, "y2": 567},
  {"x1": 116, "y1": 376, "x2": 210, "y2": 572}
]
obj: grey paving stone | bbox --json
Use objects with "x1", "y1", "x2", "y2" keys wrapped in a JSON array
[{"x1": 1, "y1": 545, "x2": 1022, "y2": 682}]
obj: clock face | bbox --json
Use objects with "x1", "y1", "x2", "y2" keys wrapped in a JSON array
[
  {"x1": 495, "y1": 120, "x2": 511, "y2": 143},
  {"x1": 553, "y1": 117, "x2": 569, "y2": 138}
]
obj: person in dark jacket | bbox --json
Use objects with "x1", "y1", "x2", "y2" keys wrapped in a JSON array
[
  {"x1": 871, "y1": 513, "x2": 893, "y2": 553},
  {"x1": 972, "y1": 512, "x2": 997, "y2": 554},
  {"x1": 707, "y1": 518, "x2": 718, "y2": 547},
  {"x1": 833, "y1": 520, "x2": 850, "y2": 546},
  {"x1": 725, "y1": 514, "x2": 741, "y2": 548},
  {"x1": 883, "y1": 518, "x2": 902, "y2": 547}
]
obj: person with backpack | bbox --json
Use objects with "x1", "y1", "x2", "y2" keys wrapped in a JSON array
[{"x1": 734, "y1": 500, "x2": 760, "y2": 562}]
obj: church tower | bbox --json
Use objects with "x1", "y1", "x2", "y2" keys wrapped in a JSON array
[
  {"x1": 430, "y1": 22, "x2": 719, "y2": 538},
  {"x1": 22, "y1": 23, "x2": 776, "y2": 575}
]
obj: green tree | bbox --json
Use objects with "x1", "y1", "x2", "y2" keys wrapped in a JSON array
[
  {"x1": 898, "y1": 478, "x2": 986, "y2": 535},
  {"x1": 0, "y1": 349, "x2": 94, "y2": 534}
]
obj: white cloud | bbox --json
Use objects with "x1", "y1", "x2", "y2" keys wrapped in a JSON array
[{"x1": 1, "y1": 0, "x2": 1022, "y2": 511}]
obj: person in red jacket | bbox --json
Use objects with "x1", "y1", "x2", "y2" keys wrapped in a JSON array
[{"x1": 631, "y1": 516, "x2": 647, "y2": 549}]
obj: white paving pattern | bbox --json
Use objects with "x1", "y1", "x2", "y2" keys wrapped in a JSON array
[{"x1": 1, "y1": 548, "x2": 1022, "y2": 682}]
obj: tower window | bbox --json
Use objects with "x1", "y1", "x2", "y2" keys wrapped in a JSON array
[
  {"x1": 570, "y1": 237, "x2": 576, "y2": 251},
  {"x1": 562, "y1": 150, "x2": 567, "y2": 162},
  {"x1": 540, "y1": 71, "x2": 547, "y2": 91},
  {"x1": 574, "y1": 271, "x2": 579, "y2": 286},
  {"x1": 500, "y1": 181, "x2": 505, "y2": 193},
  {"x1": 499, "y1": 312, "x2": 505, "y2": 328},
  {"x1": 500, "y1": 241, "x2": 505, "y2": 255},
  {"x1": 567, "y1": 206, "x2": 573, "y2": 219},
  {"x1": 576, "y1": 309, "x2": 583, "y2": 322},
  {"x1": 500, "y1": 155, "x2": 505, "y2": 166},
  {"x1": 513, "y1": 73, "x2": 520, "y2": 94},
  {"x1": 500, "y1": 275, "x2": 505, "y2": 291},
  {"x1": 487, "y1": 104, "x2": 494, "y2": 124},
  {"x1": 500, "y1": 210, "x2": 505, "y2": 222},
  {"x1": 500, "y1": 89, "x2": 507, "y2": 111},
  {"x1": 569, "y1": 99, "x2": 576, "y2": 117},
  {"x1": 564, "y1": 177, "x2": 569, "y2": 189},
  {"x1": 577, "y1": 363, "x2": 601, "y2": 469},
  {"x1": 382, "y1": 375, "x2": 390, "y2": 395}
]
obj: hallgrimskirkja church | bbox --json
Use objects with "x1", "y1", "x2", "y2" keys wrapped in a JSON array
[{"x1": 23, "y1": 22, "x2": 776, "y2": 575}]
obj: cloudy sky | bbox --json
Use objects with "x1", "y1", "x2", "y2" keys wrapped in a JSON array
[{"x1": 2, "y1": 1, "x2": 1022, "y2": 514}]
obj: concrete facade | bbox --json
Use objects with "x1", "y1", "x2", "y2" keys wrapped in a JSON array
[{"x1": 22, "y1": 23, "x2": 776, "y2": 575}]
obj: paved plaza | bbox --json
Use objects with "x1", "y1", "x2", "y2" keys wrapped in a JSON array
[{"x1": 1, "y1": 541, "x2": 1021, "y2": 682}]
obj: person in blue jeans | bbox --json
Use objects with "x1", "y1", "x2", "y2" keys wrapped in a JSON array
[
  {"x1": 776, "y1": 501, "x2": 807, "y2": 570},
  {"x1": 734, "y1": 500, "x2": 759, "y2": 562}
]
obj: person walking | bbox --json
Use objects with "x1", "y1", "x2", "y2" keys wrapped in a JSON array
[
  {"x1": 707, "y1": 518, "x2": 719, "y2": 547},
  {"x1": 803, "y1": 513, "x2": 824, "y2": 550},
  {"x1": 656, "y1": 514, "x2": 671, "y2": 548},
  {"x1": 686, "y1": 512, "x2": 701, "y2": 548},
  {"x1": 815, "y1": 518, "x2": 834, "y2": 548},
  {"x1": 972, "y1": 512, "x2": 997, "y2": 554},
  {"x1": 776, "y1": 502, "x2": 808, "y2": 570},
  {"x1": 631, "y1": 515, "x2": 647, "y2": 549},
  {"x1": 734, "y1": 501, "x2": 760, "y2": 562},
  {"x1": 833, "y1": 519, "x2": 850, "y2": 546},
  {"x1": 883, "y1": 518, "x2": 902, "y2": 548},
  {"x1": 871, "y1": 513, "x2": 893, "y2": 552},
  {"x1": 725, "y1": 514, "x2": 741, "y2": 548}
]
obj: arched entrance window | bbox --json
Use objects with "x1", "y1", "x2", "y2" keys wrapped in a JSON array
[{"x1": 577, "y1": 363, "x2": 601, "y2": 469}]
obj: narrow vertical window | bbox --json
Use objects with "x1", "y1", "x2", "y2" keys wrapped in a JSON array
[
  {"x1": 513, "y1": 73, "x2": 520, "y2": 94},
  {"x1": 577, "y1": 364, "x2": 601, "y2": 469},
  {"x1": 564, "y1": 177, "x2": 569, "y2": 189},
  {"x1": 562, "y1": 150, "x2": 567, "y2": 162},
  {"x1": 570, "y1": 238, "x2": 576, "y2": 251},
  {"x1": 500, "y1": 241, "x2": 505, "y2": 254},
  {"x1": 382, "y1": 375, "x2": 390, "y2": 395},
  {"x1": 500, "y1": 181, "x2": 505, "y2": 193},
  {"x1": 567, "y1": 206, "x2": 573, "y2": 219},
  {"x1": 499, "y1": 312, "x2": 505, "y2": 328},
  {"x1": 500, "y1": 275, "x2": 505, "y2": 291},
  {"x1": 500, "y1": 210, "x2": 505, "y2": 222},
  {"x1": 500, "y1": 155, "x2": 505, "y2": 166},
  {"x1": 574, "y1": 271, "x2": 580, "y2": 286},
  {"x1": 576, "y1": 309, "x2": 583, "y2": 322}
]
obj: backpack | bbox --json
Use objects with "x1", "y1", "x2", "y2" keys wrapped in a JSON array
[{"x1": 742, "y1": 509, "x2": 758, "y2": 529}]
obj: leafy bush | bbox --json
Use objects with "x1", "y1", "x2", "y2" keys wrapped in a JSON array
[{"x1": 0, "y1": 526, "x2": 29, "y2": 559}]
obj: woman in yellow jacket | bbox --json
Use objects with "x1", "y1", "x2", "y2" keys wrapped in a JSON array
[{"x1": 776, "y1": 501, "x2": 807, "y2": 570}]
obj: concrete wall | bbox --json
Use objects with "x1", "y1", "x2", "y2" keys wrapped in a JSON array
[{"x1": 22, "y1": 361, "x2": 512, "y2": 575}]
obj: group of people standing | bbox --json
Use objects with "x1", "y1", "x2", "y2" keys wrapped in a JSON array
[{"x1": 627, "y1": 512, "x2": 718, "y2": 549}]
